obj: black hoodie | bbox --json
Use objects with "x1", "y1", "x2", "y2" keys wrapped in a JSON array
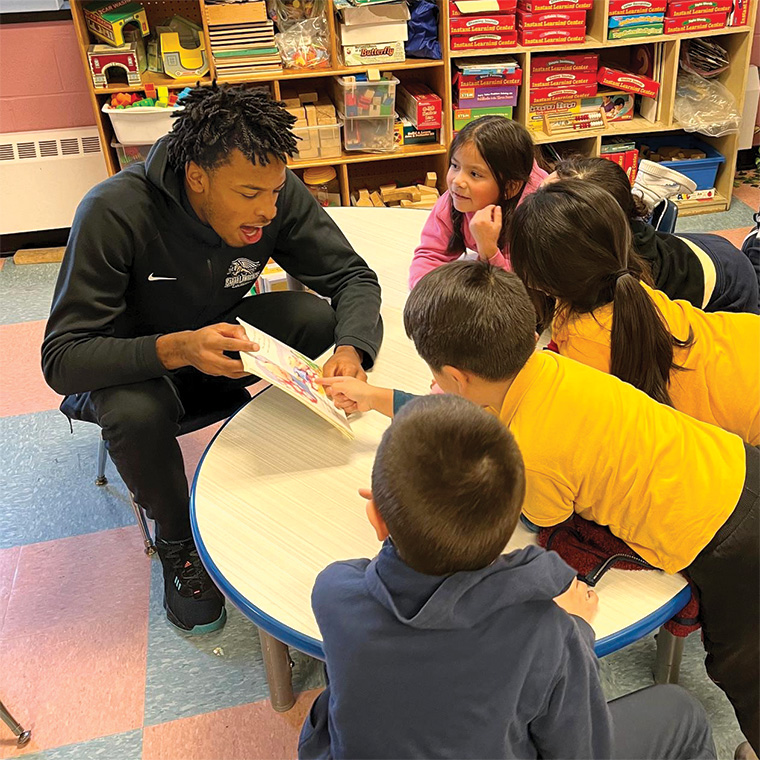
[{"x1": 42, "y1": 139, "x2": 382, "y2": 396}]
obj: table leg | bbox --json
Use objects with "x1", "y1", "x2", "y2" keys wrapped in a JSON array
[
  {"x1": 258, "y1": 628, "x2": 295, "y2": 712},
  {"x1": 654, "y1": 626, "x2": 685, "y2": 684}
]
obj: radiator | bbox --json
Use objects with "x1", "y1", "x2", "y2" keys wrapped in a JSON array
[{"x1": 0, "y1": 127, "x2": 109, "y2": 235}]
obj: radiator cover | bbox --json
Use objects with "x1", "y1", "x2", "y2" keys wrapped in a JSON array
[{"x1": 0, "y1": 127, "x2": 109, "y2": 235}]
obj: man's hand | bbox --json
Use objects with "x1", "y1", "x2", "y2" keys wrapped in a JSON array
[
  {"x1": 553, "y1": 578, "x2": 599, "y2": 625},
  {"x1": 322, "y1": 346, "x2": 366, "y2": 413},
  {"x1": 156, "y1": 323, "x2": 259, "y2": 379},
  {"x1": 469, "y1": 205, "x2": 502, "y2": 262}
]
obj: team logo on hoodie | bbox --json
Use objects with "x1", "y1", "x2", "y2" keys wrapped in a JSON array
[{"x1": 225, "y1": 258, "x2": 262, "y2": 288}]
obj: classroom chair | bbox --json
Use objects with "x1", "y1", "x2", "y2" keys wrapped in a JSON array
[
  {"x1": 0, "y1": 699, "x2": 31, "y2": 747},
  {"x1": 95, "y1": 386, "x2": 252, "y2": 556},
  {"x1": 649, "y1": 198, "x2": 679, "y2": 234}
]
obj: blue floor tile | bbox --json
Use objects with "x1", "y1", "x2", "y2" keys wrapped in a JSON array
[
  {"x1": 675, "y1": 198, "x2": 755, "y2": 234},
  {"x1": 143, "y1": 559, "x2": 324, "y2": 726},
  {"x1": 23, "y1": 730, "x2": 143, "y2": 760},
  {"x1": 0, "y1": 260, "x2": 61, "y2": 326},
  {"x1": 0, "y1": 409, "x2": 134, "y2": 549}
]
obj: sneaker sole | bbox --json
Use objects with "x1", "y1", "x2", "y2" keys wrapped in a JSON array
[{"x1": 165, "y1": 604, "x2": 227, "y2": 635}]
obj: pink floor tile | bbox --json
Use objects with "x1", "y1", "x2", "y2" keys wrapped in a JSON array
[
  {"x1": 0, "y1": 616, "x2": 148, "y2": 757},
  {"x1": 733, "y1": 183, "x2": 760, "y2": 211},
  {"x1": 1, "y1": 526, "x2": 151, "y2": 639},
  {"x1": 711, "y1": 227, "x2": 752, "y2": 250},
  {"x1": 0, "y1": 546, "x2": 20, "y2": 632},
  {"x1": 0, "y1": 321, "x2": 61, "y2": 418},
  {"x1": 180, "y1": 422, "x2": 223, "y2": 483},
  {"x1": 142, "y1": 690, "x2": 321, "y2": 760}
]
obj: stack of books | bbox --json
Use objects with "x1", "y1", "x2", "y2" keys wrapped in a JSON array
[{"x1": 205, "y1": 1, "x2": 282, "y2": 79}]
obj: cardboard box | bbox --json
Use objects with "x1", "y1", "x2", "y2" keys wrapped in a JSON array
[
  {"x1": 608, "y1": 23, "x2": 663, "y2": 35},
  {"x1": 597, "y1": 65, "x2": 660, "y2": 97},
  {"x1": 84, "y1": 1, "x2": 149, "y2": 47},
  {"x1": 457, "y1": 84, "x2": 519, "y2": 108},
  {"x1": 608, "y1": 12, "x2": 665, "y2": 25},
  {"x1": 663, "y1": 10, "x2": 728, "y2": 29},
  {"x1": 455, "y1": 58, "x2": 522, "y2": 85},
  {"x1": 527, "y1": 100, "x2": 581, "y2": 130},
  {"x1": 529, "y1": 83, "x2": 597, "y2": 105},
  {"x1": 601, "y1": 149, "x2": 639, "y2": 184},
  {"x1": 450, "y1": 13, "x2": 516, "y2": 32},
  {"x1": 342, "y1": 2, "x2": 411, "y2": 24},
  {"x1": 582, "y1": 89, "x2": 635, "y2": 120},
  {"x1": 608, "y1": 0, "x2": 667, "y2": 11},
  {"x1": 454, "y1": 105, "x2": 513, "y2": 130},
  {"x1": 396, "y1": 82, "x2": 443, "y2": 129},
  {"x1": 666, "y1": 0, "x2": 731, "y2": 15},
  {"x1": 517, "y1": 8, "x2": 586, "y2": 26},
  {"x1": 339, "y1": 20, "x2": 409, "y2": 45},
  {"x1": 518, "y1": 27, "x2": 587, "y2": 45},
  {"x1": 457, "y1": 71, "x2": 522, "y2": 87},
  {"x1": 342, "y1": 41, "x2": 406, "y2": 65},
  {"x1": 531, "y1": 69, "x2": 597, "y2": 86},
  {"x1": 450, "y1": 31, "x2": 518, "y2": 48},
  {"x1": 728, "y1": 0, "x2": 749, "y2": 25},
  {"x1": 395, "y1": 116, "x2": 440, "y2": 145},
  {"x1": 517, "y1": 0, "x2": 592, "y2": 11},
  {"x1": 531, "y1": 52, "x2": 598, "y2": 73},
  {"x1": 449, "y1": 0, "x2": 517, "y2": 15}
]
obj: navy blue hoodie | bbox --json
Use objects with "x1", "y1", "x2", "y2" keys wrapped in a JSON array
[{"x1": 299, "y1": 541, "x2": 614, "y2": 759}]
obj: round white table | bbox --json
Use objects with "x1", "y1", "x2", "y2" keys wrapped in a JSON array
[{"x1": 191, "y1": 208, "x2": 690, "y2": 711}]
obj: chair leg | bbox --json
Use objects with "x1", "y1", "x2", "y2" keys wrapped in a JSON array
[
  {"x1": 0, "y1": 700, "x2": 32, "y2": 747},
  {"x1": 95, "y1": 437, "x2": 108, "y2": 486},
  {"x1": 654, "y1": 626, "x2": 685, "y2": 684},
  {"x1": 129, "y1": 492, "x2": 156, "y2": 557}
]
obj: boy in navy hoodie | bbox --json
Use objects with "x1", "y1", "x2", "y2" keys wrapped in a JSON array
[{"x1": 298, "y1": 394, "x2": 715, "y2": 760}]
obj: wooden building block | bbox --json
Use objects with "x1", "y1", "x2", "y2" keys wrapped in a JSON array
[
  {"x1": 13, "y1": 246, "x2": 65, "y2": 265},
  {"x1": 299, "y1": 91, "x2": 319, "y2": 105},
  {"x1": 424, "y1": 172, "x2": 437, "y2": 187},
  {"x1": 416, "y1": 184, "x2": 439, "y2": 197},
  {"x1": 354, "y1": 188, "x2": 373, "y2": 207},
  {"x1": 370, "y1": 191, "x2": 385, "y2": 207},
  {"x1": 304, "y1": 105, "x2": 318, "y2": 126}
]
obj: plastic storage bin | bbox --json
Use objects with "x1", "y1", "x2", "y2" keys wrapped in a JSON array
[
  {"x1": 638, "y1": 135, "x2": 725, "y2": 191},
  {"x1": 292, "y1": 123, "x2": 342, "y2": 161},
  {"x1": 342, "y1": 115, "x2": 396, "y2": 152},
  {"x1": 112, "y1": 142, "x2": 153, "y2": 169},
  {"x1": 331, "y1": 76, "x2": 399, "y2": 119},
  {"x1": 102, "y1": 103, "x2": 183, "y2": 146}
]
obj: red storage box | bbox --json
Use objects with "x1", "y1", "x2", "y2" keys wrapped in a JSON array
[
  {"x1": 450, "y1": 0, "x2": 517, "y2": 15},
  {"x1": 517, "y1": 8, "x2": 586, "y2": 25},
  {"x1": 608, "y1": 0, "x2": 667, "y2": 11},
  {"x1": 450, "y1": 31, "x2": 518, "y2": 48},
  {"x1": 531, "y1": 52, "x2": 598, "y2": 73},
  {"x1": 663, "y1": 10, "x2": 727, "y2": 28},
  {"x1": 518, "y1": 0, "x2": 592, "y2": 10},
  {"x1": 531, "y1": 68, "x2": 597, "y2": 86},
  {"x1": 666, "y1": 0, "x2": 731, "y2": 15},
  {"x1": 450, "y1": 13, "x2": 516, "y2": 32},
  {"x1": 529, "y1": 83, "x2": 597, "y2": 104},
  {"x1": 519, "y1": 26, "x2": 587, "y2": 44},
  {"x1": 396, "y1": 82, "x2": 442, "y2": 129},
  {"x1": 597, "y1": 66, "x2": 660, "y2": 97},
  {"x1": 729, "y1": 0, "x2": 749, "y2": 24}
]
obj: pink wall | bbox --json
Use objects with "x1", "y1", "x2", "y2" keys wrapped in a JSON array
[{"x1": 0, "y1": 21, "x2": 95, "y2": 133}]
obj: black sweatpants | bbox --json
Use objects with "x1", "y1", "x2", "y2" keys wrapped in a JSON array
[
  {"x1": 684, "y1": 443, "x2": 760, "y2": 754},
  {"x1": 63, "y1": 291, "x2": 337, "y2": 542}
]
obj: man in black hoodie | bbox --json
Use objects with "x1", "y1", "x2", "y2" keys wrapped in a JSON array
[{"x1": 41, "y1": 86, "x2": 383, "y2": 635}]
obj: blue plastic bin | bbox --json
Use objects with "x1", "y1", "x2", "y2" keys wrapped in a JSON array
[{"x1": 638, "y1": 135, "x2": 725, "y2": 191}]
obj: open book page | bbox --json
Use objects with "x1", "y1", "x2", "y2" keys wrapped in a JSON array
[{"x1": 237, "y1": 318, "x2": 354, "y2": 439}]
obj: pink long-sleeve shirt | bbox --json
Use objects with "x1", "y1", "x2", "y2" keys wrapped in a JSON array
[{"x1": 409, "y1": 161, "x2": 548, "y2": 289}]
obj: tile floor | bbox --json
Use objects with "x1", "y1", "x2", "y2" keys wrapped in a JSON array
[{"x1": 0, "y1": 188, "x2": 758, "y2": 759}]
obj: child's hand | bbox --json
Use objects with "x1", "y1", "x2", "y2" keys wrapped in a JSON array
[
  {"x1": 469, "y1": 205, "x2": 502, "y2": 261},
  {"x1": 318, "y1": 376, "x2": 377, "y2": 413},
  {"x1": 553, "y1": 578, "x2": 599, "y2": 625}
]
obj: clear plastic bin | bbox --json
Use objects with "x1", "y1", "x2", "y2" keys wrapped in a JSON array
[
  {"x1": 112, "y1": 142, "x2": 153, "y2": 169},
  {"x1": 342, "y1": 116, "x2": 396, "y2": 152},
  {"x1": 332, "y1": 76, "x2": 399, "y2": 119},
  {"x1": 292, "y1": 123, "x2": 342, "y2": 161}
]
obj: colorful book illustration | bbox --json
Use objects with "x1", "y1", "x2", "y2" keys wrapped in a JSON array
[{"x1": 237, "y1": 319, "x2": 354, "y2": 439}]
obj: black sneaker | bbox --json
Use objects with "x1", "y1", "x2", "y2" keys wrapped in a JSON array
[{"x1": 156, "y1": 538, "x2": 227, "y2": 634}]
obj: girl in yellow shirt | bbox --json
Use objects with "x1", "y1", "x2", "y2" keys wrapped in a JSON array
[{"x1": 508, "y1": 179, "x2": 760, "y2": 446}]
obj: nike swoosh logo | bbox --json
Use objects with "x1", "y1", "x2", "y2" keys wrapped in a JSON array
[{"x1": 148, "y1": 273, "x2": 177, "y2": 282}]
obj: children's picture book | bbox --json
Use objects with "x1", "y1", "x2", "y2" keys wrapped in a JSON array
[{"x1": 237, "y1": 318, "x2": 354, "y2": 439}]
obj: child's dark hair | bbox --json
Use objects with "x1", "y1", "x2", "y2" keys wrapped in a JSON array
[
  {"x1": 404, "y1": 260, "x2": 536, "y2": 381},
  {"x1": 447, "y1": 116, "x2": 535, "y2": 255},
  {"x1": 555, "y1": 156, "x2": 650, "y2": 220},
  {"x1": 509, "y1": 180, "x2": 692, "y2": 407},
  {"x1": 165, "y1": 84, "x2": 297, "y2": 171},
  {"x1": 371, "y1": 394, "x2": 525, "y2": 575}
]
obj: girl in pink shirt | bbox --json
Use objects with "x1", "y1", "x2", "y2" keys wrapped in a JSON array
[{"x1": 409, "y1": 116, "x2": 548, "y2": 289}]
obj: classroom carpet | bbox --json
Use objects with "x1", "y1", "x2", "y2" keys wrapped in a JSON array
[{"x1": 0, "y1": 192, "x2": 758, "y2": 760}]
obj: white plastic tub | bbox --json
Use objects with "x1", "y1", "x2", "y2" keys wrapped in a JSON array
[{"x1": 102, "y1": 103, "x2": 183, "y2": 146}]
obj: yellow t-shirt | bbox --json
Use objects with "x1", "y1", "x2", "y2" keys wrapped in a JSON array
[
  {"x1": 501, "y1": 351, "x2": 746, "y2": 573},
  {"x1": 552, "y1": 282, "x2": 760, "y2": 446}
]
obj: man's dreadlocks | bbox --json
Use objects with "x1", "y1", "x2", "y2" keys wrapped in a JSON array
[{"x1": 165, "y1": 84, "x2": 298, "y2": 171}]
